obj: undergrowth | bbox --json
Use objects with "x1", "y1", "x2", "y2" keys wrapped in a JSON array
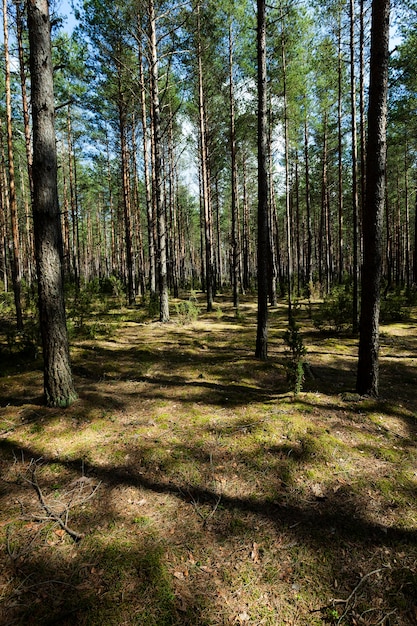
[{"x1": 0, "y1": 292, "x2": 417, "y2": 625}]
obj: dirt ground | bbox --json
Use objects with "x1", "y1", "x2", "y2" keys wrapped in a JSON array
[{"x1": 1, "y1": 294, "x2": 416, "y2": 625}]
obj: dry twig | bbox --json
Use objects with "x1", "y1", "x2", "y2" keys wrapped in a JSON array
[{"x1": 20, "y1": 459, "x2": 101, "y2": 543}]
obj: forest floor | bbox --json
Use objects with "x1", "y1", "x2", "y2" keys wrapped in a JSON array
[{"x1": 0, "y1": 292, "x2": 417, "y2": 625}]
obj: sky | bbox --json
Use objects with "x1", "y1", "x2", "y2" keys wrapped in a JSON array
[{"x1": 56, "y1": 0, "x2": 79, "y2": 34}]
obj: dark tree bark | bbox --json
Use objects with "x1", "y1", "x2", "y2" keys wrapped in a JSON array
[
  {"x1": 197, "y1": 2, "x2": 214, "y2": 312},
  {"x1": 229, "y1": 23, "x2": 240, "y2": 309},
  {"x1": 304, "y1": 116, "x2": 312, "y2": 288},
  {"x1": 28, "y1": 0, "x2": 77, "y2": 407},
  {"x1": 3, "y1": 0, "x2": 23, "y2": 330},
  {"x1": 337, "y1": 10, "x2": 344, "y2": 284},
  {"x1": 117, "y1": 68, "x2": 136, "y2": 306},
  {"x1": 350, "y1": 0, "x2": 360, "y2": 334},
  {"x1": 138, "y1": 39, "x2": 156, "y2": 295},
  {"x1": 356, "y1": 0, "x2": 390, "y2": 397},
  {"x1": 255, "y1": 0, "x2": 269, "y2": 360}
]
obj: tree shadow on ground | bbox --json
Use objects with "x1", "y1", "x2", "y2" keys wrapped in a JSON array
[{"x1": 1, "y1": 435, "x2": 417, "y2": 624}]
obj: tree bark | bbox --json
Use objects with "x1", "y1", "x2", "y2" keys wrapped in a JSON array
[
  {"x1": 3, "y1": 0, "x2": 23, "y2": 330},
  {"x1": 229, "y1": 23, "x2": 240, "y2": 309},
  {"x1": 149, "y1": 0, "x2": 169, "y2": 322},
  {"x1": 117, "y1": 66, "x2": 136, "y2": 305},
  {"x1": 138, "y1": 38, "x2": 156, "y2": 295},
  {"x1": 356, "y1": 0, "x2": 390, "y2": 397},
  {"x1": 197, "y1": 2, "x2": 214, "y2": 312},
  {"x1": 28, "y1": 0, "x2": 77, "y2": 407},
  {"x1": 255, "y1": 0, "x2": 269, "y2": 359},
  {"x1": 350, "y1": 0, "x2": 360, "y2": 334}
]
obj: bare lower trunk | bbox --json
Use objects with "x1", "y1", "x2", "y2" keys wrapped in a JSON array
[
  {"x1": 356, "y1": 0, "x2": 390, "y2": 397},
  {"x1": 255, "y1": 0, "x2": 269, "y2": 359},
  {"x1": 28, "y1": 0, "x2": 77, "y2": 407}
]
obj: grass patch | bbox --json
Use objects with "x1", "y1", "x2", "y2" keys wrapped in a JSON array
[{"x1": 1, "y1": 293, "x2": 417, "y2": 624}]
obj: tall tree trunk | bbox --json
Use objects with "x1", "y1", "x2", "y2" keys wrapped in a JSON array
[
  {"x1": 28, "y1": 0, "x2": 77, "y2": 407},
  {"x1": 359, "y1": 0, "x2": 366, "y2": 216},
  {"x1": 67, "y1": 108, "x2": 80, "y2": 288},
  {"x1": 350, "y1": 0, "x2": 360, "y2": 333},
  {"x1": 404, "y1": 145, "x2": 410, "y2": 289},
  {"x1": 149, "y1": 0, "x2": 169, "y2": 321},
  {"x1": 281, "y1": 9, "x2": 292, "y2": 320},
  {"x1": 242, "y1": 154, "x2": 251, "y2": 291},
  {"x1": 3, "y1": 0, "x2": 23, "y2": 330},
  {"x1": 255, "y1": 0, "x2": 269, "y2": 359},
  {"x1": 304, "y1": 115, "x2": 313, "y2": 289},
  {"x1": 117, "y1": 68, "x2": 135, "y2": 305},
  {"x1": 131, "y1": 113, "x2": 146, "y2": 297},
  {"x1": 15, "y1": 0, "x2": 33, "y2": 197},
  {"x1": 197, "y1": 2, "x2": 214, "y2": 312},
  {"x1": 229, "y1": 23, "x2": 240, "y2": 309},
  {"x1": 0, "y1": 123, "x2": 9, "y2": 291},
  {"x1": 138, "y1": 37, "x2": 156, "y2": 294},
  {"x1": 356, "y1": 0, "x2": 390, "y2": 397},
  {"x1": 414, "y1": 190, "x2": 417, "y2": 285},
  {"x1": 16, "y1": 0, "x2": 35, "y2": 284},
  {"x1": 337, "y1": 10, "x2": 344, "y2": 284}
]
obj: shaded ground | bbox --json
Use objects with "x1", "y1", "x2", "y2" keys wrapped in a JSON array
[{"x1": 0, "y1": 294, "x2": 417, "y2": 625}]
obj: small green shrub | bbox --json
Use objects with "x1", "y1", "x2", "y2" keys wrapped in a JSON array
[
  {"x1": 380, "y1": 288, "x2": 409, "y2": 323},
  {"x1": 99, "y1": 275, "x2": 125, "y2": 302},
  {"x1": 214, "y1": 304, "x2": 223, "y2": 319},
  {"x1": 175, "y1": 298, "x2": 200, "y2": 324},
  {"x1": 0, "y1": 291, "x2": 15, "y2": 314},
  {"x1": 67, "y1": 286, "x2": 95, "y2": 333},
  {"x1": 6, "y1": 319, "x2": 40, "y2": 359},
  {"x1": 313, "y1": 284, "x2": 353, "y2": 332},
  {"x1": 144, "y1": 292, "x2": 160, "y2": 318},
  {"x1": 283, "y1": 317, "x2": 308, "y2": 395}
]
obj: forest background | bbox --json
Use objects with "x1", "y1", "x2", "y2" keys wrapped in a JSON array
[
  {"x1": 1, "y1": 0, "x2": 416, "y2": 337},
  {"x1": 1, "y1": 1, "x2": 417, "y2": 625}
]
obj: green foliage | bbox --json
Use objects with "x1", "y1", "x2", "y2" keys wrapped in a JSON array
[
  {"x1": 283, "y1": 317, "x2": 308, "y2": 395},
  {"x1": 143, "y1": 292, "x2": 160, "y2": 319},
  {"x1": 66, "y1": 279, "x2": 116, "y2": 338},
  {"x1": 67, "y1": 283, "x2": 97, "y2": 334},
  {"x1": 6, "y1": 321, "x2": 40, "y2": 360},
  {"x1": 0, "y1": 291, "x2": 15, "y2": 315},
  {"x1": 175, "y1": 294, "x2": 200, "y2": 325},
  {"x1": 99, "y1": 275, "x2": 125, "y2": 300},
  {"x1": 313, "y1": 284, "x2": 353, "y2": 332},
  {"x1": 380, "y1": 288, "x2": 409, "y2": 323}
]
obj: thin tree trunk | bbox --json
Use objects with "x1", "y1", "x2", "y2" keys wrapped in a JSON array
[
  {"x1": 197, "y1": 2, "x2": 214, "y2": 312},
  {"x1": 281, "y1": 10, "x2": 292, "y2": 320},
  {"x1": 229, "y1": 23, "x2": 240, "y2": 309},
  {"x1": 131, "y1": 113, "x2": 146, "y2": 297},
  {"x1": 138, "y1": 37, "x2": 156, "y2": 294},
  {"x1": 255, "y1": 0, "x2": 269, "y2": 359},
  {"x1": 359, "y1": 0, "x2": 366, "y2": 218},
  {"x1": 404, "y1": 145, "x2": 410, "y2": 289},
  {"x1": 3, "y1": 0, "x2": 23, "y2": 329},
  {"x1": 304, "y1": 116, "x2": 312, "y2": 289},
  {"x1": 149, "y1": 0, "x2": 169, "y2": 321},
  {"x1": 350, "y1": 0, "x2": 360, "y2": 333},
  {"x1": 242, "y1": 154, "x2": 251, "y2": 291},
  {"x1": 337, "y1": 10, "x2": 344, "y2": 284},
  {"x1": 67, "y1": 108, "x2": 79, "y2": 288},
  {"x1": 117, "y1": 70, "x2": 135, "y2": 305},
  {"x1": 0, "y1": 124, "x2": 9, "y2": 291}
]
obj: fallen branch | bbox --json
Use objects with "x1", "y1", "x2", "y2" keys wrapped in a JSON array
[
  {"x1": 21, "y1": 459, "x2": 101, "y2": 544},
  {"x1": 28, "y1": 468, "x2": 83, "y2": 542},
  {"x1": 336, "y1": 568, "x2": 386, "y2": 625}
]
